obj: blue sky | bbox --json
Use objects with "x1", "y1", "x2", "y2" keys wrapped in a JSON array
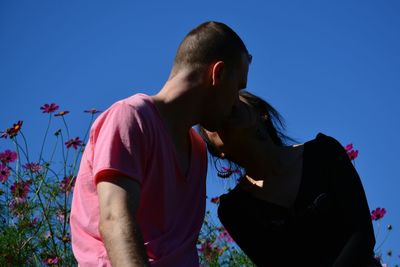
[{"x1": 1, "y1": 0, "x2": 399, "y2": 263}]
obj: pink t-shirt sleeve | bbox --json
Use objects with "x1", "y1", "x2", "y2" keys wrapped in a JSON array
[{"x1": 90, "y1": 101, "x2": 147, "y2": 185}]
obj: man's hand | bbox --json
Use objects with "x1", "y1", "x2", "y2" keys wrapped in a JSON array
[{"x1": 97, "y1": 175, "x2": 150, "y2": 267}]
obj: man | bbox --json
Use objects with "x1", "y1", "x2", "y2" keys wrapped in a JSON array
[{"x1": 70, "y1": 21, "x2": 251, "y2": 266}]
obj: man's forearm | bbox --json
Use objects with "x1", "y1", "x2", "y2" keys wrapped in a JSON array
[{"x1": 100, "y1": 214, "x2": 150, "y2": 267}]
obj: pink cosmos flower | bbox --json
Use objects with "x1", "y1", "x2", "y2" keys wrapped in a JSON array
[
  {"x1": 1, "y1": 120, "x2": 23, "y2": 139},
  {"x1": 23, "y1": 162, "x2": 42, "y2": 172},
  {"x1": 65, "y1": 137, "x2": 83, "y2": 149},
  {"x1": 9, "y1": 197, "x2": 27, "y2": 214},
  {"x1": 344, "y1": 143, "x2": 359, "y2": 160},
  {"x1": 198, "y1": 239, "x2": 224, "y2": 260},
  {"x1": 84, "y1": 108, "x2": 101, "y2": 114},
  {"x1": 54, "y1": 110, "x2": 70, "y2": 117},
  {"x1": 198, "y1": 240, "x2": 214, "y2": 254},
  {"x1": 371, "y1": 207, "x2": 386, "y2": 221},
  {"x1": 347, "y1": 150, "x2": 359, "y2": 160},
  {"x1": 10, "y1": 180, "x2": 31, "y2": 199},
  {"x1": 40, "y1": 103, "x2": 59, "y2": 113},
  {"x1": 219, "y1": 228, "x2": 234, "y2": 243},
  {"x1": 60, "y1": 175, "x2": 75, "y2": 192},
  {"x1": 374, "y1": 255, "x2": 382, "y2": 263},
  {"x1": 44, "y1": 256, "x2": 59, "y2": 266},
  {"x1": 344, "y1": 144, "x2": 353, "y2": 151},
  {"x1": 30, "y1": 217, "x2": 38, "y2": 227},
  {"x1": 23, "y1": 217, "x2": 38, "y2": 228},
  {"x1": 0, "y1": 164, "x2": 11, "y2": 183},
  {"x1": 56, "y1": 209, "x2": 66, "y2": 222},
  {"x1": 0, "y1": 150, "x2": 17, "y2": 164},
  {"x1": 211, "y1": 197, "x2": 220, "y2": 204}
]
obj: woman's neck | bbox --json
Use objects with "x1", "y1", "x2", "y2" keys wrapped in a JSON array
[
  {"x1": 239, "y1": 137, "x2": 303, "y2": 182},
  {"x1": 236, "y1": 137, "x2": 304, "y2": 208}
]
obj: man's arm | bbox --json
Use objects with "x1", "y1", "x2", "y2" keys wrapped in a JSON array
[{"x1": 97, "y1": 176, "x2": 150, "y2": 267}]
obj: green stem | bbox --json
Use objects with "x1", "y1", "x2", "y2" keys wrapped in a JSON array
[
  {"x1": 38, "y1": 114, "x2": 52, "y2": 164},
  {"x1": 12, "y1": 135, "x2": 29, "y2": 165},
  {"x1": 60, "y1": 131, "x2": 68, "y2": 179},
  {"x1": 30, "y1": 136, "x2": 59, "y2": 203},
  {"x1": 12, "y1": 138, "x2": 22, "y2": 182},
  {"x1": 375, "y1": 228, "x2": 391, "y2": 252},
  {"x1": 20, "y1": 210, "x2": 47, "y2": 250},
  {"x1": 31, "y1": 165, "x2": 60, "y2": 203},
  {"x1": 36, "y1": 192, "x2": 59, "y2": 258},
  {"x1": 19, "y1": 131, "x2": 30, "y2": 163},
  {"x1": 61, "y1": 116, "x2": 70, "y2": 141},
  {"x1": 375, "y1": 220, "x2": 381, "y2": 241}
]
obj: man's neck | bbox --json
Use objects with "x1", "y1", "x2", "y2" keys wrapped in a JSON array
[{"x1": 151, "y1": 69, "x2": 204, "y2": 139}]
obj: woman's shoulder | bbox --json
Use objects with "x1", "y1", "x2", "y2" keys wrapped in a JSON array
[
  {"x1": 308, "y1": 133, "x2": 344, "y2": 149},
  {"x1": 305, "y1": 132, "x2": 349, "y2": 162}
]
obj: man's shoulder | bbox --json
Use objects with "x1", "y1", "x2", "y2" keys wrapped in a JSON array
[
  {"x1": 122, "y1": 93, "x2": 150, "y2": 105},
  {"x1": 91, "y1": 93, "x2": 159, "y2": 132},
  {"x1": 113, "y1": 93, "x2": 152, "y2": 110},
  {"x1": 102, "y1": 93, "x2": 158, "y2": 118}
]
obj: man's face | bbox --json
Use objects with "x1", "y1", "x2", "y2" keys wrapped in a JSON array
[{"x1": 204, "y1": 54, "x2": 250, "y2": 131}]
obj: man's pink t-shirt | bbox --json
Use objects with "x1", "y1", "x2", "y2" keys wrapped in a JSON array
[{"x1": 70, "y1": 94, "x2": 207, "y2": 266}]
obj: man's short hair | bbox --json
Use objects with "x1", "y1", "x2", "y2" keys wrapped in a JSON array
[{"x1": 172, "y1": 21, "x2": 251, "y2": 75}]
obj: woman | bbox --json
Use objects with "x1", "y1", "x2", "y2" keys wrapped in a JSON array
[{"x1": 200, "y1": 91, "x2": 380, "y2": 267}]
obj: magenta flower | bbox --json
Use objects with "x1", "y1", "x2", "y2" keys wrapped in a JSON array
[
  {"x1": 1, "y1": 120, "x2": 23, "y2": 139},
  {"x1": 65, "y1": 137, "x2": 83, "y2": 149},
  {"x1": 54, "y1": 110, "x2": 70, "y2": 117},
  {"x1": 60, "y1": 175, "x2": 75, "y2": 192},
  {"x1": 84, "y1": 108, "x2": 101, "y2": 114},
  {"x1": 0, "y1": 150, "x2": 17, "y2": 164},
  {"x1": 0, "y1": 164, "x2": 11, "y2": 183},
  {"x1": 371, "y1": 207, "x2": 387, "y2": 221},
  {"x1": 56, "y1": 209, "x2": 66, "y2": 222},
  {"x1": 22, "y1": 217, "x2": 39, "y2": 228},
  {"x1": 344, "y1": 144, "x2": 353, "y2": 151},
  {"x1": 198, "y1": 239, "x2": 214, "y2": 254},
  {"x1": 10, "y1": 180, "x2": 31, "y2": 199},
  {"x1": 374, "y1": 255, "x2": 382, "y2": 263},
  {"x1": 30, "y1": 217, "x2": 38, "y2": 227},
  {"x1": 344, "y1": 143, "x2": 359, "y2": 160},
  {"x1": 219, "y1": 228, "x2": 234, "y2": 243},
  {"x1": 211, "y1": 197, "x2": 220, "y2": 204},
  {"x1": 9, "y1": 197, "x2": 27, "y2": 214},
  {"x1": 44, "y1": 256, "x2": 60, "y2": 266},
  {"x1": 348, "y1": 150, "x2": 359, "y2": 160},
  {"x1": 40, "y1": 103, "x2": 59, "y2": 113},
  {"x1": 23, "y1": 162, "x2": 42, "y2": 172},
  {"x1": 198, "y1": 239, "x2": 224, "y2": 260}
]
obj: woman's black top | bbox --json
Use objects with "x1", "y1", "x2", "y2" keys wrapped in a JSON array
[{"x1": 218, "y1": 133, "x2": 378, "y2": 267}]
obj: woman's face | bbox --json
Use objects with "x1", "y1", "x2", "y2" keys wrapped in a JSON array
[{"x1": 204, "y1": 97, "x2": 262, "y2": 161}]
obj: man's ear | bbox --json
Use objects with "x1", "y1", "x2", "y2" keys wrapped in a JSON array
[{"x1": 211, "y1": 61, "x2": 225, "y2": 86}]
